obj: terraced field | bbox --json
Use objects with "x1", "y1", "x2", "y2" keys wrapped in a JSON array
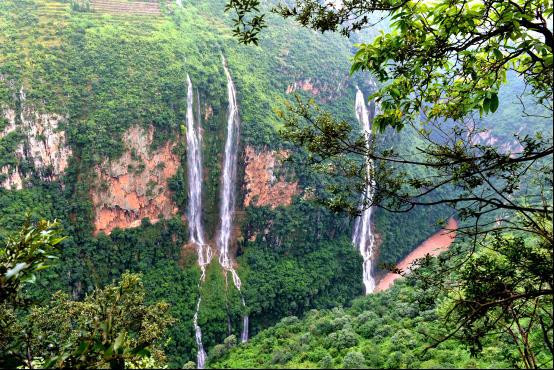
[{"x1": 91, "y1": 0, "x2": 162, "y2": 16}]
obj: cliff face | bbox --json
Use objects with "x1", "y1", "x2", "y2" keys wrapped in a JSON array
[
  {"x1": 91, "y1": 125, "x2": 180, "y2": 235},
  {"x1": 0, "y1": 104, "x2": 72, "y2": 190},
  {"x1": 469, "y1": 127, "x2": 524, "y2": 156},
  {"x1": 286, "y1": 79, "x2": 320, "y2": 95},
  {"x1": 285, "y1": 77, "x2": 349, "y2": 102},
  {"x1": 244, "y1": 146, "x2": 299, "y2": 209}
]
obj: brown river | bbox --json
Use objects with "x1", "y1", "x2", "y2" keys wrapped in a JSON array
[{"x1": 374, "y1": 217, "x2": 458, "y2": 292}]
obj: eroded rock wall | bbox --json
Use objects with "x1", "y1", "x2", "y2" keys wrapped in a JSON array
[
  {"x1": 244, "y1": 146, "x2": 299, "y2": 209},
  {"x1": 92, "y1": 125, "x2": 180, "y2": 235},
  {"x1": 285, "y1": 77, "x2": 349, "y2": 102},
  {"x1": 468, "y1": 126, "x2": 524, "y2": 156},
  {"x1": 0, "y1": 104, "x2": 72, "y2": 190}
]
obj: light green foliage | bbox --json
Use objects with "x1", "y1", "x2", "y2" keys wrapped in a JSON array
[
  {"x1": 30, "y1": 273, "x2": 175, "y2": 368},
  {"x1": 0, "y1": 218, "x2": 64, "y2": 368},
  {"x1": 0, "y1": 217, "x2": 64, "y2": 304},
  {"x1": 350, "y1": 0, "x2": 553, "y2": 132},
  {"x1": 182, "y1": 360, "x2": 196, "y2": 369},
  {"x1": 343, "y1": 351, "x2": 366, "y2": 369}
]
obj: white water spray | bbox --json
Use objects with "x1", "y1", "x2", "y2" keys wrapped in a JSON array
[
  {"x1": 218, "y1": 56, "x2": 249, "y2": 343},
  {"x1": 352, "y1": 87, "x2": 377, "y2": 294},
  {"x1": 193, "y1": 298, "x2": 207, "y2": 369},
  {"x1": 240, "y1": 297, "x2": 249, "y2": 342},
  {"x1": 186, "y1": 74, "x2": 212, "y2": 279},
  {"x1": 186, "y1": 75, "x2": 211, "y2": 368}
]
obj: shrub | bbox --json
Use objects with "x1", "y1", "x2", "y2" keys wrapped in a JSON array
[
  {"x1": 319, "y1": 354, "x2": 333, "y2": 368},
  {"x1": 326, "y1": 329, "x2": 358, "y2": 350},
  {"x1": 210, "y1": 344, "x2": 226, "y2": 360},
  {"x1": 343, "y1": 351, "x2": 366, "y2": 369},
  {"x1": 224, "y1": 335, "x2": 237, "y2": 348},
  {"x1": 271, "y1": 350, "x2": 293, "y2": 365},
  {"x1": 182, "y1": 361, "x2": 196, "y2": 369}
]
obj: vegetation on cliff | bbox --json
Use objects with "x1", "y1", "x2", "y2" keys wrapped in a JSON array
[{"x1": 0, "y1": 0, "x2": 551, "y2": 368}]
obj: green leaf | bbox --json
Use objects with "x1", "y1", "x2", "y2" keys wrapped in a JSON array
[
  {"x1": 482, "y1": 97, "x2": 490, "y2": 113},
  {"x1": 490, "y1": 93, "x2": 499, "y2": 113},
  {"x1": 113, "y1": 332, "x2": 125, "y2": 352}
]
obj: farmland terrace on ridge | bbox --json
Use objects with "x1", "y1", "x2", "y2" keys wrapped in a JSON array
[{"x1": 89, "y1": 0, "x2": 162, "y2": 15}]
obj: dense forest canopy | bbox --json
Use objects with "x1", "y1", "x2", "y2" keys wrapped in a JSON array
[
  {"x1": 0, "y1": 0, "x2": 552, "y2": 369},
  {"x1": 226, "y1": 0, "x2": 553, "y2": 368}
]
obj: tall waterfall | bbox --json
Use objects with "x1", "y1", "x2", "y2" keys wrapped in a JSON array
[
  {"x1": 193, "y1": 298, "x2": 207, "y2": 369},
  {"x1": 240, "y1": 297, "x2": 249, "y2": 342},
  {"x1": 186, "y1": 75, "x2": 211, "y2": 368},
  {"x1": 218, "y1": 56, "x2": 249, "y2": 343},
  {"x1": 186, "y1": 74, "x2": 212, "y2": 278},
  {"x1": 352, "y1": 87, "x2": 377, "y2": 295}
]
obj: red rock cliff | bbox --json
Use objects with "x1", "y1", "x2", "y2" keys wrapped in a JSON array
[
  {"x1": 244, "y1": 146, "x2": 299, "y2": 209},
  {"x1": 91, "y1": 125, "x2": 180, "y2": 235}
]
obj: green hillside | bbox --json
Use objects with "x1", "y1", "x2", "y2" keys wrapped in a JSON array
[{"x1": 1, "y1": 0, "x2": 551, "y2": 368}]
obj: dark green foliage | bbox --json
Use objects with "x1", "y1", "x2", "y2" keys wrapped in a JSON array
[
  {"x1": 143, "y1": 261, "x2": 200, "y2": 366},
  {"x1": 210, "y1": 276, "x2": 516, "y2": 368}
]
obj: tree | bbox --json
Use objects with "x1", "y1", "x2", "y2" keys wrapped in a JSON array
[
  {"x1": 343, "y1": 350, "x2": 366, "y2": 368},
  {"x1": 0, "y1": 218, "x2": 64, "y2": 305},
  {"x1": 0, "y1": 219, "x2": 175, "y2": 369},
  {"x1": 421, "y1": 229, "x2": 553, "y2": 368},
  {"x1": 226, "y1": 0, "x2": 553, "y2": 367},
  {"x1": 32, "y1": 273, "x2": 175, "y2": 369},
  {"x1": 0, "y1": 218, "x2": 64, "y2": 368}
]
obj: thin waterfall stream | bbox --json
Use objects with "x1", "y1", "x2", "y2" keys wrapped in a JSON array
[
  {"x1": 218, "y1": 56, "x2": 249, "y2": 343},
  {"x1": 352, "y1": 87, "x2": 377, "y2": 294},
  {"x1": 185, "y1": 74, "x2": 211, "y2": 368}
]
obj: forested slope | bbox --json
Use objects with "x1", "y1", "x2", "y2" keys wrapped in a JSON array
[
  {"x1": 5, "y1": 0, "x2": 546, "y2": 367},
  {"x1": 0, "y1": 0, "x2": 456, "y2": 366}
]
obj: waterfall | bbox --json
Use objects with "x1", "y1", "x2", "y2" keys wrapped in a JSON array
[
  {"x1": 186, "y1": 75, "x2": 211, "y2": 368},
  {"x1": 240, "y1": 297, "x2": 249, "y2": 342},
  {"x1": 193, "y1": 298, "x2": 207, "y2": 369},
  {"x1": 352, "y1": 87, "x2": 377, "y2": 295},
  {"x1": 186, "y1": 74, "x2": 212, "y2": 278},
  {"x1": 218, "y1": 56, "x2": 249, "y2": 343}
]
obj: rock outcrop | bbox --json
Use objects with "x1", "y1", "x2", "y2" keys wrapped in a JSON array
[
  {"x1": 244, "y1": 146, "x2": 299, "y2": 209},
  {"x1": 285, "y1": 77, "x2": 349, "y2": 102},
  {"x1": 92, "y1": 125, "x2": 180, "y2": 235},
  {"x1": 468, "y1": 126, "x2": 524, "y2": 156},
  {"x1": 286, "y1": 79, "x2": 320, "y2": 95},
  {"x1": 204, "y1": 103, "x2": 213, "y2": 121},
  {"x1": 0, "y1": 105, "x2": 72, "y2": 190}
]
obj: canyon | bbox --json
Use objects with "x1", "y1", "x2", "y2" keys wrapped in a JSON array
[{"x1": 374, "y1": 217, "x2": 458, "y2": 292}]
